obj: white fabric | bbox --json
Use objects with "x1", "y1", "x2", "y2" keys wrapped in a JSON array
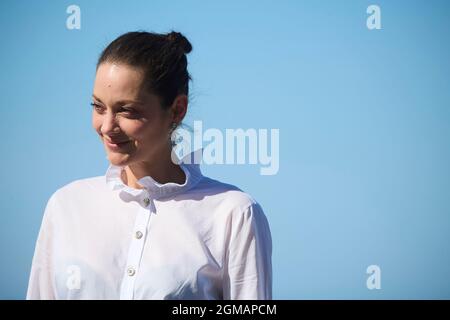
[{"x1": 26, "y1": 150, "x2": 272, "y2": 300}]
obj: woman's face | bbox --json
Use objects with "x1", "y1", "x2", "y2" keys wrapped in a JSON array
[{"x1": 92, "y1": 62, "x2": 173, "y2": 167}]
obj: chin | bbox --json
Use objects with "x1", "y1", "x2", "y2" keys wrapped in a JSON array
[{"x1": 107, "y1": 151, "x2": 133, "y2": 166}]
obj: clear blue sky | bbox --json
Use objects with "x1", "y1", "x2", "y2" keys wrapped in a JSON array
[{"x1": 0, "y1": 0, "x2": 449, "y2": 299}]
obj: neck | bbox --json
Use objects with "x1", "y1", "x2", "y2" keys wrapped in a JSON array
[{"x1": 122, "y1": 150, "x2": 186, "y2": 189}]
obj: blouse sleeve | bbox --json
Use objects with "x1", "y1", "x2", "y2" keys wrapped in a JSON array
[
  {"x1": 223, "y1": 202, "x2": 273, "y2": 300},
  {"x1": 26, "y1": 193, "x2": 57, "y2": 300}
]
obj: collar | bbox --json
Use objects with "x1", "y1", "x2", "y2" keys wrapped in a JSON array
[{"x1": 105, "y1": 148, "x2": 204, "y2": 202}]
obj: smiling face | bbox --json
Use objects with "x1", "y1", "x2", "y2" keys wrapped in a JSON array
[{"x1": 92, "y1": 62, "x2": 173, "y2": 167}]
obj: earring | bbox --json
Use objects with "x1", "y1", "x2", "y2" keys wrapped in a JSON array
[{"x1": 169, "y1": 122, "x2": 183, "y2": 147}]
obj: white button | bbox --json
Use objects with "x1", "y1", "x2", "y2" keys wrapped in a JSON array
[
  {"x1": 135, "y1": 231, "x2": 143, "y2": 239},
  {"x1": 127, "y1": 267, "x2": 135, "y2": 277},
  {"x1": 143, "y1": 197, "x2": 150, "y2": 206}
]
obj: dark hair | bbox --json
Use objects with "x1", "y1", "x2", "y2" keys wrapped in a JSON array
[{"x1": 96, "y1": 30, "x2": 193, "y2": 109}]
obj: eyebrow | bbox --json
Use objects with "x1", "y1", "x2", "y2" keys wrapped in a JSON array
[{"x1": 92, "y1": 94, "x2": 143, "y2": 106}]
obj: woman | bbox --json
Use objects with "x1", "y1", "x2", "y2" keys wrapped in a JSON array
[{"x1": 27, "y1": 30, "x2": 272, "y2": 300}]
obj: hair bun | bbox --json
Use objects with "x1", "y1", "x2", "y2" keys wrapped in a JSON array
[{"x1": 167, "y1": 31, "x2": 192, "y2": 54}]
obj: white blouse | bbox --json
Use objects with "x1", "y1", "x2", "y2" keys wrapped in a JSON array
[{"x1": 26, "y1": 150, "x2": 272, "y2": 300}]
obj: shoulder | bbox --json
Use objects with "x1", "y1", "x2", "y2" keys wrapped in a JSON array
[
  {"x1": 47, "y1": 175, "x2": 108, "y2": 206},
  {"x1": 191, "y1": 176, "x2": 268, "y2": 226},
  {"x1": 192, "y1": 175, "x2": 259, "y2": 210},
  {"x1": 37, "y1": 175, "x2": 108, "y2": 226}
]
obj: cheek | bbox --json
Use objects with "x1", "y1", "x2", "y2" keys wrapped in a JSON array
[
  {"x1": 92, "y1": 113, "x2": 102, "y2": 134},
  {"x1": 131, "y1": 120, "x2": 168, "y2": 145},
  {"x1": 119, "y1": 119, "x2": 149, "y2": 139}
]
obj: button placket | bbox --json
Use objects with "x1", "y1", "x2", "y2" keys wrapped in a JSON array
[{"x1": 119, "y1": 195, "x2": 154, "y2": 300}]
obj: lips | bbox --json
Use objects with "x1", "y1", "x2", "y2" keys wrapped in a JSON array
[
  {"x1": 107, "y1": 139, "x2": 130, "y2": 144},
  {"x1": 104, "y1": 137, "x2": 131, "y2": 149},
  {"x1": 104, "y1": 138, "x2": 130, "y2": 144}
]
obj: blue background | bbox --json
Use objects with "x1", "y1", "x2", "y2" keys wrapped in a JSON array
[{"x1": 1, "y1": 0, "x2": 449, "y2": 299}]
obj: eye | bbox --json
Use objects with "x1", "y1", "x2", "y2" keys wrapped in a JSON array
[
  {"x1": 119, "y1": 107, "x2": 141, "y2": 119},
  {"x1": 90, "y1": 102, "x2": 105, "y2": 113},
  {"x1": 119, "y1": 107, "x2": 135, "y2": 114}
]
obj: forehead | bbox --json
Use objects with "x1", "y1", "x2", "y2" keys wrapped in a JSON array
[{"x1": 94, "y1": 62, "x2": 146, "y2": 100}]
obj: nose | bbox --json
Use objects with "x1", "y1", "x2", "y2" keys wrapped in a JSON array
[{"x1": 100, "y1": 112, "x2": 121, "y2": 136}]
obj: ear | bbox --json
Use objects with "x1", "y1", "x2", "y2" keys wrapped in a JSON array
[{"x1": 170, "y1": 94, "x2": 188, "y2": 124}]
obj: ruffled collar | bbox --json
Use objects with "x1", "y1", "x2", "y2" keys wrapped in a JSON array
[{"x1": 105, "y1": 149, "x2": 204, "y2": 201}]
